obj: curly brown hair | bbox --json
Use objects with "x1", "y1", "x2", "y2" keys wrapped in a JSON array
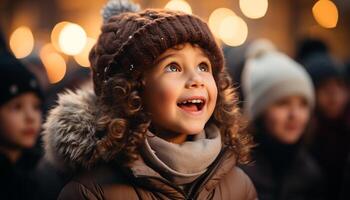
[{"x1": 93, "y1": 43, "x2": 253, "y2": 167}]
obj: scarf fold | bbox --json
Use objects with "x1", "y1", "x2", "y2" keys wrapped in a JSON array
[{"x1": 141, "y1": 124, "x2": 222, "y2": 185}]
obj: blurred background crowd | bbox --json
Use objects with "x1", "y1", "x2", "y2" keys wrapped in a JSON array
[{"x1": 0, "y1": 0, "x2": 349, "y2": 199}]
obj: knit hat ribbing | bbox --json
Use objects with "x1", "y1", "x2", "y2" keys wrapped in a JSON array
[
  {"x1": 296, "y1": 38, "x2": 345, "y2": 87},
  {"x1": 300, "y1": 52, "x2": 345, "y2": 87},
  {"x1": 0, "y1": 49, "x2": 43, "y2": 106},
  {"x1": 241, "y1": 39, "x2": 315, "y2": 120},
  {"x1": 90, "y1": 0, "x2": 224, "y2": 96}
]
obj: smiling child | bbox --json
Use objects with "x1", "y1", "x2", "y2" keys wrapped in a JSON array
[{"x1": 43, "y1": 0, "x2": 256, "y2": 199}]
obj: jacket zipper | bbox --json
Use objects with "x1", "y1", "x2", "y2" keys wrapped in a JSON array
[
  {"x1": 186, "y1": 148, "x2": 229, "y2": 199},
  {"x1": 135, "y1": 148, "x2": 229, "y2": 200},
  {"x1": 135, "y1": 175, "x2": 189, "y2": 199}
]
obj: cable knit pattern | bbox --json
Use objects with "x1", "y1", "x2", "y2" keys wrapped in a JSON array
[{"x1": 90, "y1": 8, "x2": 224, "y2": 96}]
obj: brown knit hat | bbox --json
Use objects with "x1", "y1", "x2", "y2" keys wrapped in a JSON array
[{"x1": 90, "y1": 0, "x2": 224, "y2": 96}]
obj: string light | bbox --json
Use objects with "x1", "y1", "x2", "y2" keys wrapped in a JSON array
[
  {"x1": 40, "y1": 44, "x2": 67, "y2": 84},
  {"x1": 74, "y1": 37, "x2": 96, "y2": 67},
  {"x1": 164, "y1": 0, "x2": 192, "y2": 14},
  {"x1": 58, "y1": 23, "x2": 87, "y2": 55},
  {"x1": 239, "y1": 0, "x2": 268, "y2": 19},
  {"x1": 9, "y1": 26, "x2": 34, "y2": 58},
  {"x1": 312, "y1": 0, "x2": 338, "y2": 29},
  {"x1": 209, "y1": 8, "x2": 236, "y2": 38},
  {"x1": 219, "y1": 15, "x2": 248, "y2": 46}
]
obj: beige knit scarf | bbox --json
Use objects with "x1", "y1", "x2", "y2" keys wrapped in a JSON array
[{"x1": 141, "y1": 124, "x2": 222, "y2": 185}]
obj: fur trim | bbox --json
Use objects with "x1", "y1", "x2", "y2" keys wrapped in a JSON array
[{"x1": 42, "y1": 86, "x2": 100, "y2": 171}]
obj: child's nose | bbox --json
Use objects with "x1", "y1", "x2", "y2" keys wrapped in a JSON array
[
  {"x1": 185, "y1": 71, "x2": 204, "y2": 88},
  {"x1": 24, "y1": 106, "x2": 39, "y2": 124}
]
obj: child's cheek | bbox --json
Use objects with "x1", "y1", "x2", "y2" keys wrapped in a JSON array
[
  {"x1": 207, "y1": 77, "x2": 218, "y2": 112},
  {"x1": 156, "y1": 81, "x2": 178, "y2": 108},
  {"x1": 146, "y1": 78, "x2": 179, "y2": 114}
]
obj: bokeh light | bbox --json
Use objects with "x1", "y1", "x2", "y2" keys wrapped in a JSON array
[
  {"x1": 208, "y1": 8, "x2": 236, "y2": 38},
  {"x1": 164, "y1": 0, "x2": 192, "y2": 14},
  {"x1": 312, "y1": 0, "x2": 338, "y2": 29},
  {"x1": 58, "y1": 23, "x2": 87, "y2": 55},
  {"x1": 73, "y1": 37, "x2": 96, "y2": 67},
  {"x1": 9, "y1": 26, "x2": 34, "y2": 59},
  {"x1": 40, "y1": 44, "x2": 67, "y2": 84},
  {"x1": 219, "y1": 15, "x2": 248, "y2": 46},
  {"x1": 239, "y1": 0, "x2": 268, "y2": 19},
  {"x1": 51, "y1": 21, "x2": 70, "y2": 52}
]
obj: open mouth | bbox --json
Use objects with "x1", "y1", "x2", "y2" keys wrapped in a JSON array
[{"x1": 177, "y1": 98, "x2": 206, "y2": 112}]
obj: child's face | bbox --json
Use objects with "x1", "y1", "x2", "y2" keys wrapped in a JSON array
[
  {"x1": 316, "y1": 78, "x2": 349, "y2": 119},
  {"x1": 143, "y1": 43, "x2": 218, "y2": 142},
  {"x1": 0, "y1": 93, "x2": 42, "y2": 149},
  {"x1": 262, "y1": 95, "x2": 310, "y2": 144}
]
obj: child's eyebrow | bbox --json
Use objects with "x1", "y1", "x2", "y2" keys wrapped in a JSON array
[
  {"x1": 154, "y1": 53, "x2": 177, "y2": 65},
  {"x1": 198, "y1": 51, "x2": 210, "y2": 60}
]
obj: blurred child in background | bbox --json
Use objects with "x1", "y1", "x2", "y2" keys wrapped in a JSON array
[
  {"x1": 297, "y1": 39, "x2": 350, "y2": 200},
  {"x1": 240, "y1": 39, "x2": 324, "y2": 200},
  {"x1": 0, "y1": 44, "x2": 43, "y2": 199}
]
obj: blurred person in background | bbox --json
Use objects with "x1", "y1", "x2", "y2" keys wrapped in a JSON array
[
  {"x1": 240, "y1": 39, "x2": 324, "y2": 200},
  {"x1": 344, "y1": 60, "x2": 350, "y2": 123},
  {"x1": 297, "y1": 38, "x2": 350, "y2": 200},
  {"x1": 0, "y1": 35, "x2": 43, "y2": 200},
  {"x1": 340, "y1": 61, "x2": 350, "y2": 200}
]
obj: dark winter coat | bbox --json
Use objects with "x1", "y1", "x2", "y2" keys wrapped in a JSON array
[
  {"x1": 0, "y1": 150, "x2": 41, "y2": 200},
  {"x1": 307, "y1": 111, "x2": 350, "y2": 200},
  {"x1": 241, "y1": 130, "x2": 325, "y2": 200}
]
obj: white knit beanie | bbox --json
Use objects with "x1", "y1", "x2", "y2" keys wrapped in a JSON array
[{"x1": 241, "y1": 39, "x2": 315, "y2": 120}]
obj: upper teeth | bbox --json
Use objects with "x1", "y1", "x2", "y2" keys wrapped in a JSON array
[{"x1": 180, "y1": 99, "x2": 203, "y2": 104}]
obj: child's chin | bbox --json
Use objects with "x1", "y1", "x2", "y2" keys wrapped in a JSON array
[
  {"x1": 182, "y1": 126, "x2": 205, "y2": 135},
  {"x1": 17, "y1": 139, "x2": 36, "y2": 149}
]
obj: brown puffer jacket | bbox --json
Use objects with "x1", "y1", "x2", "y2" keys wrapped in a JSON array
[{"x1": 42, "y1": 88, "x2": 257, "y2": 200}]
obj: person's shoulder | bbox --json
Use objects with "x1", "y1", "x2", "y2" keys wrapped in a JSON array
[
  {"x1": 58, "y1": 179, "x2": 104, "y2": 200},
  {"x1": 296, "y1": 147, "x2": 321, "y2": 171},
  {"x1": 221, "y1": 166, "x2": 257, "y2": 200},
  {"x1": 296, "y1": 147, "x2": 324, "y2": 179},
  {"x1": 58, "y1": 165, "x2": 138, "y2": 200},
  {"x1": 58, "y1": 168, "x2": 107, "y2": 200}
]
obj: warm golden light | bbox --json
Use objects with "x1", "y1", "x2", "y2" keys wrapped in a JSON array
[
  {"x1": 239, "y1": 0, "x2": 268, "y2": 19},
  {"x1": 74, "y1": 38, "x2": 96, "y2": 67},
  {"x1": 40, "y1": 45, "x2": 66, "y2": 84},
  {"x1": 208, "y1": 8, "x2": 236, "y2": 38},
  {"x1": 165, "y1": 0, "x2": 192, "y2": 14},
  {"x1": 58, "y1": 23, "x2": 87, "y2": 55},
  {"x1": 40, "y1": 43, "x2": 57, "y2": 58},
  {"x1": 9, "y1": 26, "x2": 34, "y2": 59},
  {"x1": 219, "y1": 15, "x2": 248, "y2": 46},
  {"x1": 312, "y1": 0, "x2": 338, "y2": 29},
  {"x1": 51, "y1": 21, "x2": 70, "y2": 52}
]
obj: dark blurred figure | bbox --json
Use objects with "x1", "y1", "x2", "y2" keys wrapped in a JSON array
[
  {"x1": 223, "y1": 44, "x2": 248, "y2": 108},
  {"x1": 240, "y1": 39, "x2": 324, "y2": 200},
  {"x1": 297, "y1": 38, "x2": 350, "y2": 200},
  {"x1": 345, "y1": 60, "x2": 350, "y2": 124},
  {"x1": 0, "y1": 33, "x2": 43, "y2": 200},
  {"x1": 339, "y1": 60, "x2": 350, "y2": 200},
  {"x1": 340, "y1": 154, "x2": 350, "y2": 200}
]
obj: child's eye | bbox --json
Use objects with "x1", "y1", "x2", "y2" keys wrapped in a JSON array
[
  {"x1": 11, "y1": 102, "x2": 22, "y2": 111},
  {"x1": 33, "y1": 103, "x2": 42, "y2": 111},
  {"x1": 197, "y1": 62, "x2": 210, "y2": 72},
  {"x1": 164, "y1": 63, "x2": 181, "y2": 72}
]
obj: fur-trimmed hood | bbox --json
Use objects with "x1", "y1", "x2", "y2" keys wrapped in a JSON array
[
  {"x1": 42, "y1": 86, "x2": 238, "y2": 175},
  {"x1": 42, "y1": 86, "x2": 103, "y2": 171}
]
